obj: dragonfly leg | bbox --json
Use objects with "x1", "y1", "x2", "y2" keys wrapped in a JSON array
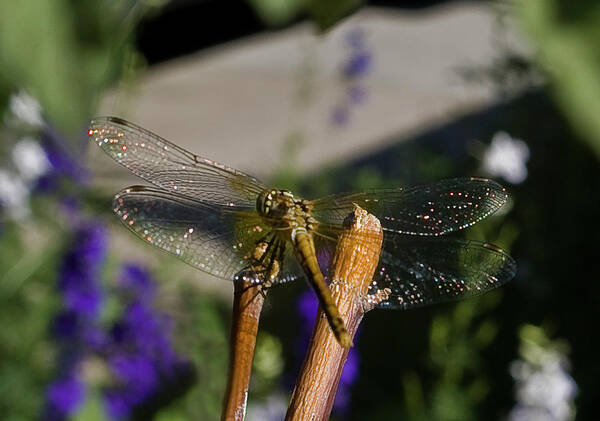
[
  {"x1": 363, "y1": 287, "x2": 392, "y2": 312},
  {"x1": 245, "y1": 235, "x2": 283, "y2": 295},
  {"x1": 262, "y1": 238, "x2": 284, "y2": 288},
  {"x1": 257, "y1": 234, "x2": 276, "y2": 266}
]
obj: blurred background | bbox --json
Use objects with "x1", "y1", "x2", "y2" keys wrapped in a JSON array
[{"x1": 1, "y1": 0, "x2": 598, "y2": 420}]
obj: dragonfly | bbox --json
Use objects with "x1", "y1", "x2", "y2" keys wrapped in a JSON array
[{"x1": 89, "y1": 117, "x2": 517, "y2": 348}]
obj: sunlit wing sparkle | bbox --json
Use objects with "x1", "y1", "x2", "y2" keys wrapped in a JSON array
[
  {"x1": 89, "y1": 117, "x2": 265, "y2": 207},
  {"x1": 113, "y1": 185, "x2": 303, "y2": 284},
  {"x1": 91, "y1": 116, "x2": 516, "y2": 314}
]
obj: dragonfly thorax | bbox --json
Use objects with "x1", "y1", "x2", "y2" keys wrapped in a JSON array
[{"x1": 256, "y1": 189, "x2": 316, "y2": 231}]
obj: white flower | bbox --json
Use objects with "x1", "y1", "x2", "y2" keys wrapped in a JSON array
[
  {"x1": 509, "y1": 326, "x2": 577, "y2": 421},
  {"x1": 9, "y1": 91, "x2": 43, "y2": 127},
  {"x1": 0, "y1": 170, "x2": 30, "y2": 220},
  {"x1": 482, "y1": 131, "x2": 530, "y2": 184},
  {"x1": 12, "y1": 137, "x2": 50, "y2": 182},
  {"x1": 246, "y1": 392, "x2": 288, "y2": 421}
]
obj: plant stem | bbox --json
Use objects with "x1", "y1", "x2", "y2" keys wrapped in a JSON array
[
  {"x1": 285, "y1": 206, "x2": 383, "y2": 421},
  {"x1": 221, "y1": 278, "x2": 266, "y2": 421}
]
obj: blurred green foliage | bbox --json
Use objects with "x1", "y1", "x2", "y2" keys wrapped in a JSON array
[
  {"x1": 247, "y1": 0, "x2": 363, "y2": 31},
  {"x1": 517, "y1": 0, "x2": 600, "y2": 157},
  {"x1": 169, "y1": 286, "x2": 228, "y2": 420},
  {"x1": 0, "y1": 0, "x2": 156, "y2": 135},
  {"x1": 0, "y1": 202, "x2": 285, "y2": 420},
  {"x1": 403, "y1": 295, "x2": 503, "y2": 421},
  {"x1": 0, "y1": 210, "x2": 64, "y2": 420}
]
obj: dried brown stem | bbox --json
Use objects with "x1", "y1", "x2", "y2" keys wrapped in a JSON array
[
  {"x1": 221, "y1": 279, "x2": 266, "y2": 421},
  {"x1": 285, "y1": 206, "x2": 383, "y2": 421}
]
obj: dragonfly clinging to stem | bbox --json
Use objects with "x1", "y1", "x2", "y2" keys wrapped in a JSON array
[{"x1": 89, "y1": 117, "x2": 517, "y2": 348}]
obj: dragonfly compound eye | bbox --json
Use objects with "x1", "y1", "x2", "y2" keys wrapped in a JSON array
[
  {"x1": 257, "y1": 189, "x2": 293, "y2": 221},
  {"x1": 256, "y1": 190, "x2": 274, "y2": 216}
]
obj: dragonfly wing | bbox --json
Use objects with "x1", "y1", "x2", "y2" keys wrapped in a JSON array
[
  {"x1": 113, "y1": 186, "x2": 303, "y2": 284},
  {"x1": 312, "y1": 177, "x2": 509, "y2": 236},
  {"x1": 370, "y1": 236, "x2": 516, "y2": 309},
  {"x1": 312, "y1": 232, "x2": 339, "y2": 283},
  {"x1": 275, "y1": 248, "x2": 304, "y2": 285},
  {"x1": 90, "y1": 117, "x2": 266, "y2": 207}
]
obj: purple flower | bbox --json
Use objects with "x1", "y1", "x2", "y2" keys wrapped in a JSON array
[
  {"x1": 297, "y1": 290, "x2": 319, "y2": 328},
  {"x1": 348, "y1": 84, "x2": 368, "y2": 105},
  {"x1": 330, "y1": 27, "x2": 374, "y2": 128},
  {"x1": 43, "y1": 375, "x2": 86, "y2": 421},
  {"x1": 105, "y1": 353, "x2": 160, "y2": 417},
  {"x1": 343, "y1": 50, "x2": 372, "y2": 78},
  {"x1": 117, "y1": 264, "x2": 156, "y2": 303},
  {"x1": 296, "y1": 290, "x2": 319, "y2": 354},
  {"x1": 117, "y1": 301, "x2": 177, "y2": 368},
  {"x1": 52, "y1": 310, "x2": 107, "y2": 352},
  {"x1": 104, "y1": 391, "x2": 130, "y2": 421},
  {"x1": 342, "y1": 28, "x2": 372, "y2": 79},
  {"x1": 57, "y1": 224, "x2": 107, "y2": 318},
  {"x1": 346, "y1": 28, "x2": 366, "y2": 49},
  {"x1": 37, "y1": 126, "x2": 88, "y2": 191},
  {"x1": 102, "y1": 263, "x2": 191, "y2": 419},
  {"x1": 52, "y1": 311, "x2": 79, "y2": 340},
  {"x1": 331, "y1": 105, "x2": 350, "y2": 127},
  {"x1": 334, "y1": 347, "x2": 360, "y2": 412},
  {"x1": 43, "y1": 233, "x2": 192, "y2": 420},
  {"x1": 42, "y1": 222, "x2": 107, "y2": 420}
]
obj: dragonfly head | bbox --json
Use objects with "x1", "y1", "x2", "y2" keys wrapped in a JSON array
[{"x1": 257, "y1": 189, "x2": 295, "y2": 221}]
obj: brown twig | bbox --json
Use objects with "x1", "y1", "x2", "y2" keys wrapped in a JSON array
[
  {"x1": 285, "y1": 206, "x2": 384, "y2": 421},
  {"x1": 221, "y1": 278, "x2": 266, "y2": 421}
]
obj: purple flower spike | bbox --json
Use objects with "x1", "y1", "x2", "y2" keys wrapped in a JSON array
[
  {"x1": 110, "y1": 354, "x2": 159, "y2": 394},
  {"x1": 43, "y1": 222, "x2": 108, "y2": 420},
  {"x1": 62, "y1": 284, "x2": 103, "y2": 318},
  {"x1": 330, "y1": 27, "x2": 373, "y2": 127},
  {"x1": 43, "y1": 375, "x2": 86, "y2": 420},
  {"x1": 345, "y1": 28, "x2": 365, "y2": 49},
  {"x1": 37, "y1": 126, "x2": 88, "y2": 191},
  {"x1": 297, "y1": 290, "x2": 319, "y2": 327},
  {"x1": 44, "y1": 234, "x2": 193, "y2": 420},
  {"x1": 52, "y1": 311, "x2": 79, "y2": 340},
  {"x1": 102, "y1": 263, "x2": 192, "y2": 419},
  {"x1": 104, "y1": 391, "x2": 130, "y2": 421},
  {"x1": 117, "y1": 263, "x2": 156, "y2": 302},
  {"x1": 343, "y1": 50, "x2": 372, "y2": 78},
  {"x1": 58, "y1": 224, "x2": 107, "y2": 318},
  {"x1": 334, "y1": 347, "x2": 360, "y2": 412},
  {"x1": 348, "y1": 84, "x2": 368, "y2": 105},
  {"x1": 331, "y1": 105, "x2": 350, "y2": 126}
]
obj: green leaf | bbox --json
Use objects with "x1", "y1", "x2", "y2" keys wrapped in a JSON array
[
  {"x1": 246, "y1": 0, "x2": 364, "y2": 30},
  {"x1": 0, "y1": 0, "x2": 88, "y2": 133},
  {"x1": 73, "y1": 389, "x2": 106, "y2": 421},
  {"x1": 517, "y1": 0, "x2": 600, "y2": 157},
  {"x1": 0, "y1": 0, "x2": 147, "y2": 135},
  {"x1": 306, "y1": 0, "x2": 364, "y2": 31},
  {"x1": 247, "y1": 0, "x2": 304, "y2": 26}
]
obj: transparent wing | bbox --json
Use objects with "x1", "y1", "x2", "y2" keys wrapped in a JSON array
[
  {"x1": 90, "y1": 117, "x2": 267, "y2": 207},
  {"x1": 312, "y1": 177, "x2": 508, "y2": 236},
  {"x1": 312, "y1": 232, "x2": 340, "y2": 283},
  {"x1": 370, "y1": 236, "x2": 516, "y2": 309},
  {"x1": 113, "y1": 186, "x2": 303, "y2": 284}
]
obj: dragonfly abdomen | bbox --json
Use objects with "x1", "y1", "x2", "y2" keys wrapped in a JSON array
[{"x1": 292, "y1": 228, "x2": 353, "y2": 348}]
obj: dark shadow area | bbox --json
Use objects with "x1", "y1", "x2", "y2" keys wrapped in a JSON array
[
  {"x1": 137, "y1": 0, "x2": 456, "y2": 64},
  {"x1": 137, "y1": 0, "x2": 265, "y2": 64}
]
